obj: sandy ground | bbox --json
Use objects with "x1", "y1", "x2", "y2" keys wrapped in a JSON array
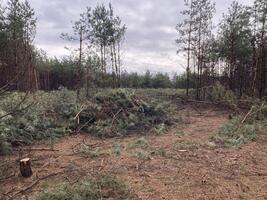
[{"x1": 0, "y1": 104, "x2": 267, "y2": 200}]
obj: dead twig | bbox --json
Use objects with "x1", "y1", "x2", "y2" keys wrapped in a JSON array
[
  {"x1": 74, "y1": 102, "x2": 88, "y2": 120},
  {"x1": 76, "y1": 117, "x2": 95, "y2": 133},
  {"x1": 0, "y1": 171, "x2": 15, "y2": 182},
  {"x1": 240, "y1": 106, "x2": 254, "y2": 125},
  {"x1": 9, "y1": 171, "x2": 64, "y2": 199},
  {"x1": 111, "y1": 108, "x2": 123, "y2": 125},
  {"x1": 3, "y1": 187, "x2": 18, "y2": 199},
  {"x1": 13, "y1": 148, "x2": 59, "y2": 152}
]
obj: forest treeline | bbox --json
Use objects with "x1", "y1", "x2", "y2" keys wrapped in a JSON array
[
  {"x1": 177, "y1": 0, "x2": 267, "y2": 99},
  {"x1": 36, "y1": 55, "x2": 189, "y2": 90},
  {"x1": 0, "y1": 0, "x2": 266, "y2": 99},
  {"x1": 0, "y1": 0, "x2": 126, "y2": 94}
]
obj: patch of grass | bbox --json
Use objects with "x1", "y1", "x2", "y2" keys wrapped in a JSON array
[
  {"x1": 154, "y1": 123, "x2": 166, "y2": 135},
  {"x1": 127, "y1": 137, "x2": 148, "y2": 150},
  {"x1": 80, "y1": 144, "x2": 101, "y2": 158},
  {"x1": 174, "y1": 141, "x2": 199, "y2": 151},
  {"x1": 151, "y1": 147, "x2": 167, "y2": 157},
  {"x1": 35, "y1": 174, "x2": 139, "y2": 200},
  {"x1": 150, "y1": 147, "x2": 184, "y2": 161},
  {"x1": 133, "y1": 150, "x2": 151, "y2": 161},
  {"x1": 0, "y1": 133, "x2": 10, "y2": 155},
  {"x1": 175, "y1": 129, "x2": 185, "y2": 136},
  {"x1": 112, "y1": 143, "x2": 123, "y2": 157}
]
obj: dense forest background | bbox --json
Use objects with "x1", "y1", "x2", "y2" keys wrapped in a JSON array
[{"x1": 0, "y1": 0, "x2": 266, "y2": 99}]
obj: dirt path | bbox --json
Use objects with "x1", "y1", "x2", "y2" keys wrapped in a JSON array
[{"x1": 1, "y1": 105, "x2": 267, "y2": 200}]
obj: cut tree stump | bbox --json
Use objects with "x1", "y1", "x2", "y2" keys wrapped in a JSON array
[{"x1": 20, "y1": 158, "x2": 33, "y2": 178}]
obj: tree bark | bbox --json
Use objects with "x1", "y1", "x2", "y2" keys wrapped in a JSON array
[{"x1": 20, "y1": 158, "x2": 33, "y2": 178}]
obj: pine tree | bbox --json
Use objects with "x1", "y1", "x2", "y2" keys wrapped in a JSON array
[
  {"x1": 254, "y1": 0, "x2": 267, "y2": 98},
  {"x1": 176, "y1": 0, "x2": 197, "y2": 96},
  {"x1": 176, "y1": 0, "x2": 215, "y2": 99},
  {"x1": 0, "y1": 0, "x2": 37, "y2": 91},
  {"x1": 217, "y1": 1, "x2": 252, "y2": 96}
]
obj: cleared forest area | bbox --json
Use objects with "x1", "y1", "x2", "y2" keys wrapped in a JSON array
[
  {"x1": 0, "y1": 88, "x2": 266, "y2": 200},
  {"x1": 0, "y1": 0, "x2": 267, "y2": 199}
]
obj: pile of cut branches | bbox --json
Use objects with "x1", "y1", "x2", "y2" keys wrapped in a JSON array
[
  {"x1": 79, "y1": 89, "x2": 172, "y2": 137},
  {"x1": 0, "y1": 88, "x2": 175, "y2": 154},
  {"x1": 0, "y1": 88, "x2": 78, "y2": 154},
  {"x1": 211, "y1": 102, "x2": 267, "y2": 146}
]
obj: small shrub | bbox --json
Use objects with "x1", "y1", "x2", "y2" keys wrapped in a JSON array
[
  {"x1": 175, "y1": 141, "x2": 199, "y2": 151},
  {"x1": 112, "y1": 143, "x2": 122, "y2": 157},
  {"x1": 202, "y1": 82, "x2": 238, "y2": 107},
  {"x1": 175, "y1": 129, "x2": 184, "y2": 136},
  {"x1": 154, "y1": 123, "x2": 167, "y2": 135},
  {"x1": 127, "y1": 137, "x2": 148, "y2": 150},
  {"x1": 0, "y1": 133, "x2": 10, "y2": 155},
  {"x1": 80, "y1": 144, "x2": 101, "y2": 158},
  {"x1": 133, "y1": 150, "x2": 151, "y2": 161},
  {"x1": 152, "y1": 147, "x2": 167, "y2": 157}
]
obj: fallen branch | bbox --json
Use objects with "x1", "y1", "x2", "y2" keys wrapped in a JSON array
[
  {"x1": 241, "y1": 106, "x2": 254, "y2": 125},
  {"x1": 0, "y1": 172, "x2": 15, "y2": 182},
  {"x1": 111, "y1": 108, "x2": 123, "y2": 125},
  {"x1": 74, "y1": 103, "x2": 87, "y2": 120},
  {"x1": 13, "y1": 148, "x2": 59, "y2": 152},
  {"x1": 76, "y1": 117, "x2": 95, "y2": 133},
  {"x1": 9, "y1": 171, "x2": 63, "y2": 199},
  {"x1": 186, "y1": 99, "x2": 224, "y2": 105}
]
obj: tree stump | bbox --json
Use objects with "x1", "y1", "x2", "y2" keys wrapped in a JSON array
[{"x1": 20, "y1": 158, "x2": 33, "y2": 178}]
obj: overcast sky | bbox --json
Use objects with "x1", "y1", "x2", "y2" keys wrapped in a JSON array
[{"x1": 2, "y1": 0, "x2": 253, "y2": 75}]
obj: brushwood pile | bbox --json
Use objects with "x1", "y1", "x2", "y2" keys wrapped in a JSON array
[
  {"x1": 79, "y1": 89, "x2": 171, "y2": 137},
  {"x1": 0, "y1": 88, "x2": 172, "y2": 154}
]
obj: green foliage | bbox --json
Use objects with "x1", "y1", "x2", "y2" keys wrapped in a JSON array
[
  {"x1": 0, "y1": 0, "x2": 37, "y2": 91},
  {"x1": 127, "y1": 137, "x2": 148, "y2": 150},
  {"x1": 35, "y1": 175, "x2": 139, "y2": 200},
  {"x1": 215, "y1": 117, "x2": 257, "y2": 146},
  {"x1": 112, "y1": 143, "x2": 122, "y2": 157},
  {"x1": 133, "y1": 150, "x2": 151, "y2": 161},
  {"x1": 80, "y1": 144, "x2": 101, "y2": 158},
  {"x1": 152, "y1": 147, "x2": 167, "y2": 157},
  {"x1": 0, "y1": 88, "x2": 177, "y2": 154},
  {"x1": 0, "y1": 132, "x2": 10, "y2": 155},
  {"x1": 212, "y1": 102, "x2": 267, "y2": 146},
  {"x1": 209, "y1": 82, "x2": 237, "y2": 106},
  {"x1": 83, "y1": 89, "x2": 171, "y2": 137},
  {"x1": 245, "y1": 103, "x2": 267, "y2": 122},
  {"x1": 0, "y1": 109, "x2": 11, "y2": 154},
  {"x1": 120, "y1": 70, "x2": 174, "y2": 89},
  {"x1": 154, "y1": 123, "x2": 166, "y2": 135},
  {"x1": 175, "y1": 141, "x2": 199, "y2": 151},
  {"x1": 0, "y1": 88, "x2": 79, "y2": 154},
  {"x1": 172, "y1": 73, "x2": 194, "y2": 89}
]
